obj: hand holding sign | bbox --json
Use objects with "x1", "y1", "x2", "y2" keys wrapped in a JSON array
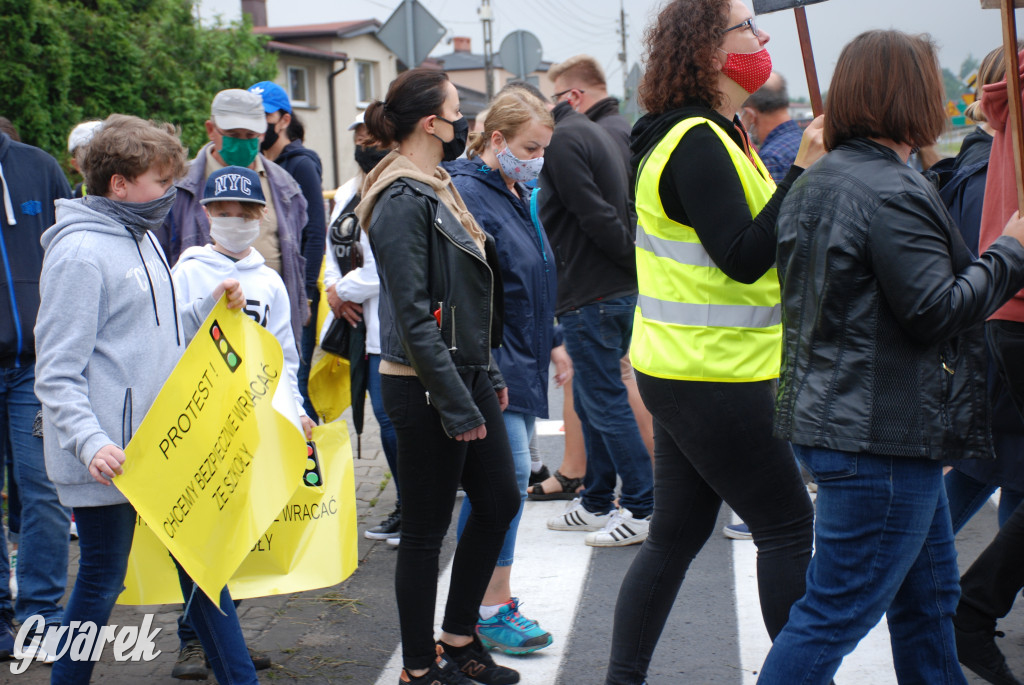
[
  {"x1": 212, "y1": 278, "x2": 246, "y2": 310},
  {"x1": 752, "y1": 0, "x2": 829, "y2": 117},
  {"x1": 89, "y1": 444, "x2": 126, "y2": 484}
]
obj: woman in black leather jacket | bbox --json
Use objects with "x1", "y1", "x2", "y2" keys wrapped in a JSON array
[
  {"x1": 758, "y1": 31, "x2": 1024, "y2": 685},
  {"x1": 354, "y1": 69, "x2": 521, "y2": 685}
]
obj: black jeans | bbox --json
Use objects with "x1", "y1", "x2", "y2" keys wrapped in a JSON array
[
  {"x1": 957, "y1": 498, "x2": 1024, "y2": 632},
  {"x1": 382, "y1": 371, "x2": 520, "y2": 671},
  {"x1": 607, "y1": 374, "x2": 814, "y2": 685}
]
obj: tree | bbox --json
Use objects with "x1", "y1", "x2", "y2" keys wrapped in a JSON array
[
  {"x1": 960, "y1": 54, "x2": 980, "y2": 81},
  {"x1": 943, "y1": 67, "x2": 969, "y2": 103},
  {"x1": 0, "y1": 0, "x2": 276, "y2": 168}
]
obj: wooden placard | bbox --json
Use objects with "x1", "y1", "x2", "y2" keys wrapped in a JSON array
[
  {"x1": 981, "y1": 0, "x2": 1024, "y2": 8},
  {"x1": 751, "y1": 0, "x2": 829, "y2": 116},
  {"x1": 752, "y1": 0, "x2": 828, "y2": 12}
]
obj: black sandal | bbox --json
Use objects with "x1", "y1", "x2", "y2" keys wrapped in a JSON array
[{"x1": 527, "y1": 469, "x2": 584, "y2": 501}]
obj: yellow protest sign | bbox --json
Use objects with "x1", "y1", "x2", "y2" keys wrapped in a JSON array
[
  {"x1": 119, "y1": 420, "x2": 359, "y2": 604},
  {"x1": 307, "y1": 259, "x2": 352, "y2": 423},
  {"x1": 116, "y1": 297, "x2": 307, "y2": 604}
]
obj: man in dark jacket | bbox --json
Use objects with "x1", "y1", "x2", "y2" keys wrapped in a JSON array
[
  {"x1": 548, "y1": 55, "x2": 631, "y2": 167},
  {"x1": 0, "y1": 131, "x2": 72, "y2": 653},
  {"x1": 538, "y1": 98, "x2": 653, "y2": 547}
]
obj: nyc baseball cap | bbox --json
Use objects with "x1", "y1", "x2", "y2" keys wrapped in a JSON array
[
  {"x1": 210, "y1": 89, "x2": 266, "y2": 133},
  {"x1": 201, "y1": 166, "x2": 266, "y2": 206},
  {"x1": 248, "y1": 81, "x2": 292, "y2": 114}
]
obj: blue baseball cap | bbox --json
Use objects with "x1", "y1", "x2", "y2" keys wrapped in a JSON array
[
  {"x1": 201, "y1": 166, "x2": 266, "y2": 206},
  {"x1": 248, "y1": 81, "x2": 292, "y2": 114}
]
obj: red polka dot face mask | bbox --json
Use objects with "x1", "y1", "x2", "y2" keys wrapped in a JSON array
[{"x1": 719, "y1": 47, "x2": 773, "y2": 94}]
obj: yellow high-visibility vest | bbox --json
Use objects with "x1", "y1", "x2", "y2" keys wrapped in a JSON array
[{"x1": 631, "y1": 117, "x2": 781, "y2": 382}]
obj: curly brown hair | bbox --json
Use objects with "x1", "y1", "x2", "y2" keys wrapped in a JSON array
[{"x1": 639, "y1": 0, "x2": 731, "y2": 114}]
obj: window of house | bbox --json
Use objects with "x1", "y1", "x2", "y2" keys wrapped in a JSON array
[
  {"x1": 356, "y1": 61, "x2": 376, "y2": 106},
  {"x1": 288, "y1": 66, "x2": 309, "y2": 107}
]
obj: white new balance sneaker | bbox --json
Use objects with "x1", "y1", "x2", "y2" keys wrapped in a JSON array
[
  {"x1": 546, "y1": 498, "x2": 611, "y2": 532},
  {"x1": 585, "y1": 508, "x2": 650, "y2": 547}
]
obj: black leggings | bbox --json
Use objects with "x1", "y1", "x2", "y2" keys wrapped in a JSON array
[
  {"x1": 382, "y1": 371, "x2": 520, "y2": 671},
  {"x1": 607, "y1": 374, "x2": 815, "y2": 684}
]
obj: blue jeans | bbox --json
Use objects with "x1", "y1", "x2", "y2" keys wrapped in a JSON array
[
  {"x1": 457, "y1": 412, "x2": 534, "y2": 566},
  {"x1": 3, "y1": 450, "x2": 21, "y2": 540},
  {"x1": 560, "y1": 296, "x2": 653, "y2": 517},
  {"x1": 368, "y1": 354, "x2": 400, "y2": 504},
  {"x1": 1, "y1": 364, "x2": 69, "y2": 624},
  {"x1": 52, "y1": 504, "x2": 257, "y2": 685},
  {"x1": 944, "y1": 468, "x2": 1024, "y2": 533},
  {"x1": 757, "y1": 446, "x2": 966, "y2": 685}
]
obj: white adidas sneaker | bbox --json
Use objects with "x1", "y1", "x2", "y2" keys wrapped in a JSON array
[
  {"x1": 546, "y1": 498, "x2": 611, "y2": 532},
  {"x1": 585, "y1": 508, "x2": 650, "y2": 547}
]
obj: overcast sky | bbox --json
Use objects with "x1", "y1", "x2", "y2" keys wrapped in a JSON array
[{"x1": 201, "y1": 0, "x2": 1007, "y2": 100}]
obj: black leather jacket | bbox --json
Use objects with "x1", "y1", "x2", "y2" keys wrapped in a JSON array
[
  {"x1": 368, "y1": 177, "x2": 505, "y2": 437},
  {"x1": 774, "y1": 138, "x2": 1024, "y2": 461}
]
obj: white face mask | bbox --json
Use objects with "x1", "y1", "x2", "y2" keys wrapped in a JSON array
[
  {"x1": 210, "y1": 216, "x2": 261, "y2": 253},
  {"x1": 495, "y1": 140, "x2": 545, "y2": 184}
]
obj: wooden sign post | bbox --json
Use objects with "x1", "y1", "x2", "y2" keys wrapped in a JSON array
[
  {"x1": 981, "y1": 0, "x2": 1024, "y2": 214},
  {"x1": 752, "y1": 0, "x2": 829, "y2": 117}
]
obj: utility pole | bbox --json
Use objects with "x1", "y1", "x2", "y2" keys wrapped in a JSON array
[
  {"x1": 618, "y1": 0, "x2": 628, "y2": 100},
  {"x1": 480, "y1": 0, "x2": 495, "y2": 100}
]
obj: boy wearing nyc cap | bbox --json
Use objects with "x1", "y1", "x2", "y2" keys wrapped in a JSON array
[
  {"x1": 156, "y1": 88, "x2": 310, "y2": 354},
  {"x1": 173, "y1": 165, "x2": 314, "y2": 440},
  {"x1": 168, "y1": 166, "x2": 314, "y2": 679}
]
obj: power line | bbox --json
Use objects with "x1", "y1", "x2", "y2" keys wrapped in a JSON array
[{"x1": 518, "y1": 0, "x2": 617, "y2": 35}]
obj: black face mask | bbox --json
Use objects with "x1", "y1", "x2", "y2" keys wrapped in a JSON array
[
  {"x1": 260, "y1": 121, "x2": 280, "y2": 152},
  {"x1": 354, "y1": 145, "x2": 390, "y2": 174},
  {"x1": 433, "y1": 115, "x2": 469, "y2": 161}
]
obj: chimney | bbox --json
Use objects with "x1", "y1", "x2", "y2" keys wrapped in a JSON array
[
  {"x1": 452, "y1": 37, "x2": 472, "y2": 53},
  {"x1": 241, "y1": 0, "x2": 267, "y2": 27}
]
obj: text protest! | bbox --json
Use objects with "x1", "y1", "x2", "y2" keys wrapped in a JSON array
[{"x1": 116, "y1": 297, "x2": 307, "y2": 604}]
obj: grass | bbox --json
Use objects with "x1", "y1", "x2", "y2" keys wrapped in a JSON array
[{"x1": 315, "y1": 591, "x2": 363, "y2": 614}]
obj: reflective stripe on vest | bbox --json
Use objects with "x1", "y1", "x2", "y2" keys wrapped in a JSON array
[{"x1": 631, "y1": 116, "x2": 781, "y2": 382}]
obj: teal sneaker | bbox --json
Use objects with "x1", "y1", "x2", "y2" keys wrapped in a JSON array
[{"x1": 476, "y1": 598, "x2": 553, "y2": 655}]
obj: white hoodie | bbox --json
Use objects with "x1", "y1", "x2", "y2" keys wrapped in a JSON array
[{"x1": 173, "y1": 245, "x2": 307, "y2": 418}]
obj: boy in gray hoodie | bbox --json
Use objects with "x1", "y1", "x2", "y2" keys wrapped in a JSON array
[{"x1": 33, "y1": 114, "x2": 258, "y2": 684}]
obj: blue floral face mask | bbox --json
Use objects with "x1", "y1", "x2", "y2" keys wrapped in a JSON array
[{"x1": 495, "y1": 138, "x2": 544, "y2": 184}]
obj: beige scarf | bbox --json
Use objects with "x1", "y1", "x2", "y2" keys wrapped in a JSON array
[{"x1": 355, "y1": 150, "x2": 485, "y2": 254}]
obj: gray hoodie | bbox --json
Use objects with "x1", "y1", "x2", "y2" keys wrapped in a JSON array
[{"x1": 35, "y1": 199, "x2": 211, "y2": 507}]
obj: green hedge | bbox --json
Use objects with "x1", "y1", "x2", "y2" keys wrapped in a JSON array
[{"x1": 0, "y1": 0, "x2": 277, "y2": 173}]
